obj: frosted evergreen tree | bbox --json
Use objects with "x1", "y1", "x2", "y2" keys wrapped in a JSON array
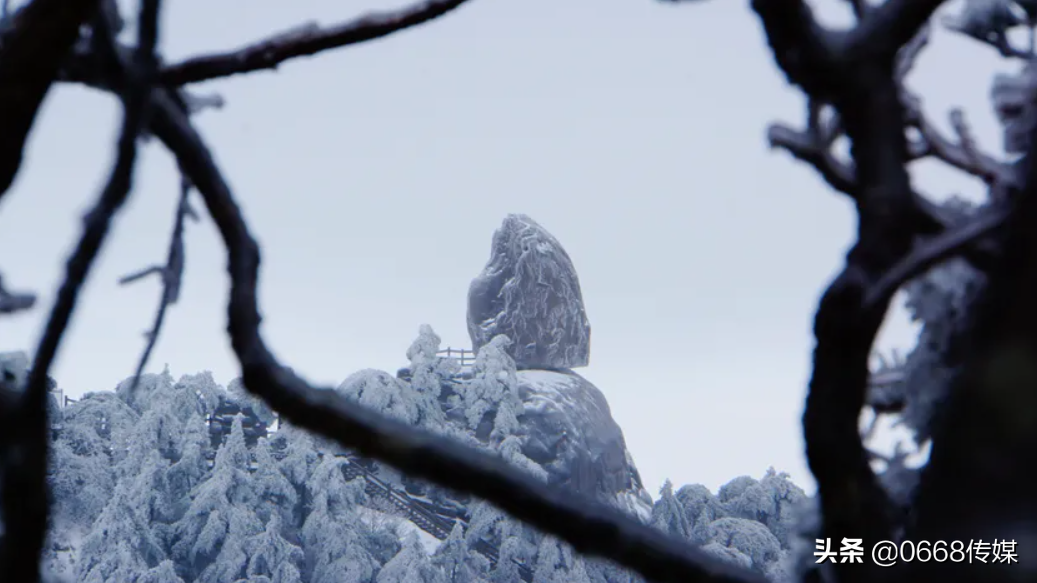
[
  {"x1": 465, "y1": 502, "x2": 506, "y2": 549},
  {"x1": 299, "y1": 454, "x2": 380, "y2": 583},
  {"x1": 77, "y1": 540, "x2": 149, "y2": 583},
  {"x1": 532, "y1": 536, "x2": 563, "y2": 583},
  {"x1": 275, "y1": 422, "x2": 321, "y2": 530},
  {"x1": 651, "y1": 480, "x2": 691, "y2": 541},
  {"x1": 165, "y1": 413, "x2": 212, "y2": 519},
  {"x1": 276, "y1": 422, "x2": 320, "y2": 490},
  {"x1": 61, "y1": 391, "x2": 140, "y2": 468},
  {"x1": 432, "y1": 523, "x2": 487, "y2": 583},
  {"x1": 48, "y1": 411, "x2": 116, "y2": 528},
  {"x1": 227, "y1": 376, "x2": 276, "y2": 427},
  {"x1": 457, "y1": 334, "x2": 543, "y2": 483},
  {"x1": 337, "y1": 369, "x2": 433, "y2": 432},
  {"x1": 243, "y1": 513, "x2": 304, "y2": 583},
  {"x1": 138, "y1": 560, "x2": 186, "y2": 583},
  {"x1": 674, "y1": 483, "x2": 727, "y2": 545},
  {"x1": 717, "y1": 469, "x2": 806, "y2": 549},
  {"x1": 459, "y1": 335, "x2": 518, "y2": 433},
  {"x1": 405, "y1": 324, "x2": 458, "y2": 424},
  {"x1": 252, "y1": 436, "x2": 297, "y2": 527},
  {"x1": 490, "y1": 521, "x2": 527, "y2": 583},
  {"x1": 170, "y1": 415, "x2": 262, "y2": 582},
  {"x1": 705, "y1": 517, "x2": 782, "y2": 571},
  {"x1": 499, "y1": 433, "x2": 548, "y2": 481},
  {"x1": 75, "y1": 457, "x2": 170, "y2": 582},
  {"x1": 566, "y1": 556, "x2": 593, "y2": 583},
  {"x1": 700, "y1": 541, "x2": 752, "y2": 571},
  {"x1": 376, "y1": 534, "x2": 444, "y2": 583},
  {"x1": 115, "y1": 367, "x2": 175, "y2": 415},
  {"x1": 172, "y1": 371, "x2": 224, "y2": 420}
]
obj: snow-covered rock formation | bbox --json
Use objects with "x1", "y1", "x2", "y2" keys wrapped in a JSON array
[
  {"x1": 467, "y1": 214, "x2": 591, "y2": 370},
  {"x1": 515, "y1": 369, "x2": 652, "y2": 521}
]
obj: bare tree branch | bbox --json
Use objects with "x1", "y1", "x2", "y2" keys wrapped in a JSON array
[
  {"x1": 160, "y1": 0, "x2": 474, "y2": 86},
  {"x1": 864, "y1": 205, "x2": 1010, "y2": 310},
  {"x1": 0, "y1": 0, "x2": 105, "y2": 200},
  {"x1": 0, "y1": 273, "x2": 36, "y2": 314},
  {"x1": 145, "y1": 87, "x2": 766, "y2": 583},
  {"x1": 753, "y1": 1, "x2": 950, "y2": 581},
  {"x1": 123, "y1": 174, "x2": 195, "y2": 394},
  {"x1": 905, "y1": 102, "x2": 1009, "y2": 186},
  {"x1": 846, "y1": 0, "x2": 946, "y2": 60},
  {"x1": 898, "y1": 114, "x2": 1037, "y2": 583},
  {"x1": 767, "y1": 121, "x2": 856, "y2": 196},
  {"x1": 0, "y1": 2, "x2": 160, "y2": 580},
  {"x1": 118, "y1": 265, "x2": 163, "y2": 285}
]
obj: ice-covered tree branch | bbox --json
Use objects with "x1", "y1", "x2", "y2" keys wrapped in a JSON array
[
  {"x1": 121, "y1": 174, "x2": 197, "y2": 394},
  {"x1": 898, "y1": 81, "x2": 1037, "y2": 583},
  {"x1": 0, "y1": 0, "x2": 104, "y2": 199},
  {"x1": 160, "y1": 0, "x2": 474, "y2": 85},
  {"x1": 0, "y1": 273, "x2": 35, "y2": 314},
  {"x1": 753, "y1": 2, "x2": 949, "y2": 582},
  {"x1": 0, "y1": 2, "x2": 161, "y2": 580}
]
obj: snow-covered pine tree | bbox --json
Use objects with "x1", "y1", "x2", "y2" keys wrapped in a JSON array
[
  {"x1": 243, "y1": 513, "x2": 304, "y2": 583},
  {"x1": 432, "y1": 523, "x2": 488, "y2": 583},
  {"x1": 376, "y1": 534, "x2": 444, "y2": 583},
  {"x1": 299, "y1": 454, "x2": 381, "y2": 583},
  {"x1": 651, "y1": 480, "x2": 691, "y2": 541},
  {"x1": 169, "y1": 415, "x2": 263, "y2": 582}
]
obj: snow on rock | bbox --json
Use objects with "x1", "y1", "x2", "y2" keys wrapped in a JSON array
[
  {"x1": 516, "y1": 369, "x2": 652, "y2": 519},
  {"x1": 467, "y1": 214, "x2": 591, "y2": 369}
]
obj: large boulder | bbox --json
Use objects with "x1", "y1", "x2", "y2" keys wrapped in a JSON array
[
  {"x1": 466, "y1": 214, "x2": 591, "y2": 369},
  {"x1": 516, "y1": 368, "x2": 652, "y2": 520}
]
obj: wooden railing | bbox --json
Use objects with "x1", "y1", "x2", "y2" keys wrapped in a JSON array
[{"x1": 437, "y1": 347, "x2": 476, "y2": 368}]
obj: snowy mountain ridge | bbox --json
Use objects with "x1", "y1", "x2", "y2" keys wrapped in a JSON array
[
  {"x1": 1, "y1": 327, "x2": 811, "y2": 583},
  {"x1": 4, "y1": 214, "x2": 812, "y2": 583}
]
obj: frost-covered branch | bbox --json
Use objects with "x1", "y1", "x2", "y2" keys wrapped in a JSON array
[
  {"x1": 863, "y1": 205, "x2": 1010, "y2": 310},
  {"x1": 900, "y1": 80, "x2": 1037, "y2": 583},
  {"x1": 905, "y1": 100, "x2": 1009, "y2": 185},
  {"x1": 147, "y1": 86, "x2": 766, "y2": 583},
  {"x1": 0, "y1": 273, "x2": 35, "y2": 314},
  {"x1": 121, "y1": 174, "x2": 197, "y2": 394},
  {"x1": 0, "y1": 0, "x2": 104, "y2": 199},
  {"x1": 752, "y1": 2, "x2": 949, "y2": 581},
  {"x1": 767, "y1": 100, "x2": 855, "y2": 196},
  {"x1": 160, "y1": 0, "x2": 474, "y2": 85},
  {"x1": 0, "y1": 2, "x2": 160, "y2": 580}
]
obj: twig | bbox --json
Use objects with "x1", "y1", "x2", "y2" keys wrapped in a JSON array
[
  {"x1": 864, "y1": 206, "x2": 1010, "y2": 310},
  {"x1": 123, "y1": 174, "x2": 194, "y2": 395},
  {"x1": 0, "y1": 273, "x2": 36, "y2": 314},
  {"x1": 0, "y1": 0, "x2": 105, "y2": 200},
  {"x1": 160, "y1": 0, "x2": 474, "y2": 85},
  {"x1": 0, "y1": 1, "x2": 160, "y2": 580},
  {"x1": 767, "y1": 121, "x2": 856, "y2": 196},
  {"x1": 906, "y1": 102, "x2": 1008, "y2": 186},
  {"x1": 147, "y1": 88, "x2": 765, "y2": 583}
]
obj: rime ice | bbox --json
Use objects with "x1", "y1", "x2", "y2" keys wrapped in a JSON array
[{"x1": 466, "y1": 214, "x2": 591, "y2": 369}]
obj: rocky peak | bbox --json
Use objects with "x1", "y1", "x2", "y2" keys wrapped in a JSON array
[{"x1": 466, "y1": 214, "x2": 591, "y2": 369}]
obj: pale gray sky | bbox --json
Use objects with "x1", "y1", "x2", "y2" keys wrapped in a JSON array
[{"x1": 0, "y1": 0, "x2": 1007, "y2": 497}]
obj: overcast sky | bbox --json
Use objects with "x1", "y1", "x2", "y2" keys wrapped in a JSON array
[{"x1": 0, "y1": 0, "x2": 1008, "y2": 497}]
